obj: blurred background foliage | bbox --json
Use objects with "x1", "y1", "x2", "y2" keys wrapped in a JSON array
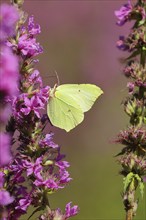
[{"x1": 14, "y1": 0, "x2": 146, "y2": 219}]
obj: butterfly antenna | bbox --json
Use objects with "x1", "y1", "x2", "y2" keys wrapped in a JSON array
[{"x1": 54, "y1": 70, "x2": 60, "y2": 86}]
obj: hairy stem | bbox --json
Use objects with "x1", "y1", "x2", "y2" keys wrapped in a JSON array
[{"x1": 126, "y1": 210, "x2": 133, "y2": 220}]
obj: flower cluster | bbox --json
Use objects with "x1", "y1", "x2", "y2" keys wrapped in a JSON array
[
  {"x1": 115, "y1": 0, "x2": 145, "y2": 26},
  {"x1": 124, "y1": 61, "x2": 146, "y2": 91},
  {"x1": 115, "y1": 126, "x2": 146, "y2": 153},
  {"x1": 39, "y1": 202, "x2": 79, "y2": 220},
  {"x1": 0, "y1": 1, "x2": 78, "y2": 220},
  {"x1": 119, "y1": 153, "x2": 146, "y2": 177},
  {"x1": 115, "y1": 0, "x2": 146, "y2": 218},
  {"x1": 8, "y1": 15, "x2": 43, "y2": 58}
]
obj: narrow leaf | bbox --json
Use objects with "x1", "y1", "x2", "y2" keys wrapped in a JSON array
[{"x1": 123, "y1": 172, "x2": 134, "y2": 192}]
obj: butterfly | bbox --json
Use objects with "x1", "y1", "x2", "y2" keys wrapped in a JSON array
[{"x1": 47, "y1": 84, "x2": 103, "y2": 132}]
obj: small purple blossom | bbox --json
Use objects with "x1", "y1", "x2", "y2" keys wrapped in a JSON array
[
  {"x1": 116, "y1": 36, "x2": 129, "y2": 51},
  {"x1": 21, "y1": 89, "x2": 49, "y2": 118},
  {"x1": 21, "y1": 95, "x2": 43, "y2": 118},
  {"x1": 12, "y1": 86, "x2": 49, "y2": 119},
  {"x1": 0, "y1": 133, "x2": 12, "y2": 166},
  {"x1": 0, "y1": 190, "x2": 14, "y2": 206},
  {"x1": 59, "y1": 169, "x2": 72, "y2": 185},
  {"x1": 15, "y1": 195, "x2": 32, "y2": 212},
  {"x1": 28, "y1": 16, "x2": 41, "y2": 35},
  {"x1": 9, "y1": 157, "x2": 25, "y2": 183},
  {"x1": 0, "y1": 4, "x2": 19, "y2": 41},
  {"x1": 127, "y1": 82, "x2": 135, "y2": 94},
  {"x1": 28, "y1": 70, "x2": 43, "y2": 88},
  {"x1": 115, "y1": 0, "x2": 132, "y2": 26},
  {"x1": 39, "y1": 133, "x2": 59, "y2": 148},
  {"x1": 65, "y1": 202, "x2": 79, "y2": 218},
  {"x1": 34, "y1": 178, "x2": 59, "y2": 190},
  {"x1": 18, "y1": 34, "x2": 43, "y2": 57},
  {"x1": 22, "y1": 157, "x2": 42, "y2": 177},
  {"x1": 39, "y1": 202, "x2": 79, "y2": 220},
  {"x1": 56, "y1": 160, "x2": 70, "y2": 170}
]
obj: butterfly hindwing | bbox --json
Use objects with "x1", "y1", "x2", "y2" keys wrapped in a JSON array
[{"x1": 47, "y1": 95, "x2": 84, "y2": 132}]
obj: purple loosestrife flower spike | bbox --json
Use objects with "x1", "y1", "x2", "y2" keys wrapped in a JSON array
[
  {"x1": 0, "y1": 0, "x2": 79, "y2": 219},
  {"x1": 115, "y1": 1, "x2": 146, "y2": 219},
  {"x1": 0, "y1": 4, "x2": 19, "y2": 216}
]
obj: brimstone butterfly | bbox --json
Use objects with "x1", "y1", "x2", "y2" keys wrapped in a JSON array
[{"x1": 47, "y1": 84, "x2": 103, "y2": 132}]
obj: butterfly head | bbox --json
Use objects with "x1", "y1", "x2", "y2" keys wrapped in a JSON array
[{"x1": 49, "y1": 84, "x2": 58, "y2": 97}]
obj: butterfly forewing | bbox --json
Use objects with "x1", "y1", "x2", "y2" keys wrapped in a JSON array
[{"x1": 56, "y1": 84, "x2": 103, "y2": 112}]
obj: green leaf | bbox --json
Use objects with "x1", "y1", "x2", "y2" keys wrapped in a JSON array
[
  {"x1": 138, "y1": 20, "x2": 145, "y2": 26},
  {"x1": 123, "y1": 172, "x2": 134, "y2": 192},
  {"x1": 126, "y1": 50, "x2": 140, "y2": 61},
  {"x1": 135, "y1": 174, "x2": 141, "y2": 182},
  {"x1": 139, "y1": 181, "x2": 145, "y2": 198},
  {"x1": 135, "y1": 174, "x2": 145, "y2": 198},
  {"x1": 27, "y1": 206, "x2": 45, "y2": 220}
]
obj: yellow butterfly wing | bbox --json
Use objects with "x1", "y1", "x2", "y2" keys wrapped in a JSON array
[
  {"x1": 47, "y1": 94, "x2": 84, "y2": 132},
  {"x1": 56, "y1": 84, "x2": 103, "y2": 112}
]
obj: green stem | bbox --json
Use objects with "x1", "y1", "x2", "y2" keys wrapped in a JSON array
[{"x1": 126, "y1": 209, "x2": 133, "y2": 220}]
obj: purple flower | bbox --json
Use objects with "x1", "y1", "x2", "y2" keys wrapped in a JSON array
[
  {"x1": 39, "y1": 133, "x2": 59, "y2": 148},
  {"x1": 127, "y1": 82, "x2": 135, "y2": 94},
  {"x1": 59, "y1": 169, "x2": 72, "y2": 185},
  {"x1": 0, "y1": 46, "x2": 19, "y2": 99},
  {"x1": 116, "y1": 36, "x2": 129, "y2": 51},
  {"x1": 18, "y1": 34, "x2": 43, "y2": 57},
  {"x1": 39, "y1": 202, "x2": 79, "y2": 220},
  {"x1": 9, "y1": 157, "x2": 25, "y2": 183},
  {"x1": 28, "y1": 16, "x2": 41, "y2": 35},
  {"x1": 0, "y1": 133, "x2": 12, "y2": 166},
  {"x1": 0, "y1": 190, "x2": 14, "y2": 205},
  {"x1": 115, "y1": 0, "x2": 132, "y2": 26},
  {"x1": 21, "y1": 95, "x2": 42, "y2": 118},
  {"x1": 0, "y1": 3, "x2": 19, "y2": 41},
  {"x1": 20, "y1": 88, "x2": 49, "y2": 118},
  {"x1": 28, "y1": 70, "x2": 43, "y2": 88},
  {"x1": 65, "y1": 202, "x2": 79, "y2": 218},
  {"x1": 34, "y1": 178, "x2": 59, "y2": 190},
  {"x1": 12, "y1": 86, "x2": 49, "y2": 119},
  {"x1": 56, "y1": 160, "x2": 70, "y2": 170},
  {"x1": 22, "y1": 157, "x2": 42, "y2": 177},
  {"x1": 15, "y1": 195, "x2": 32, "y2": 212},
  {"x1": 7, "y1": 15, "x2": 43, "y2": 58}
]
